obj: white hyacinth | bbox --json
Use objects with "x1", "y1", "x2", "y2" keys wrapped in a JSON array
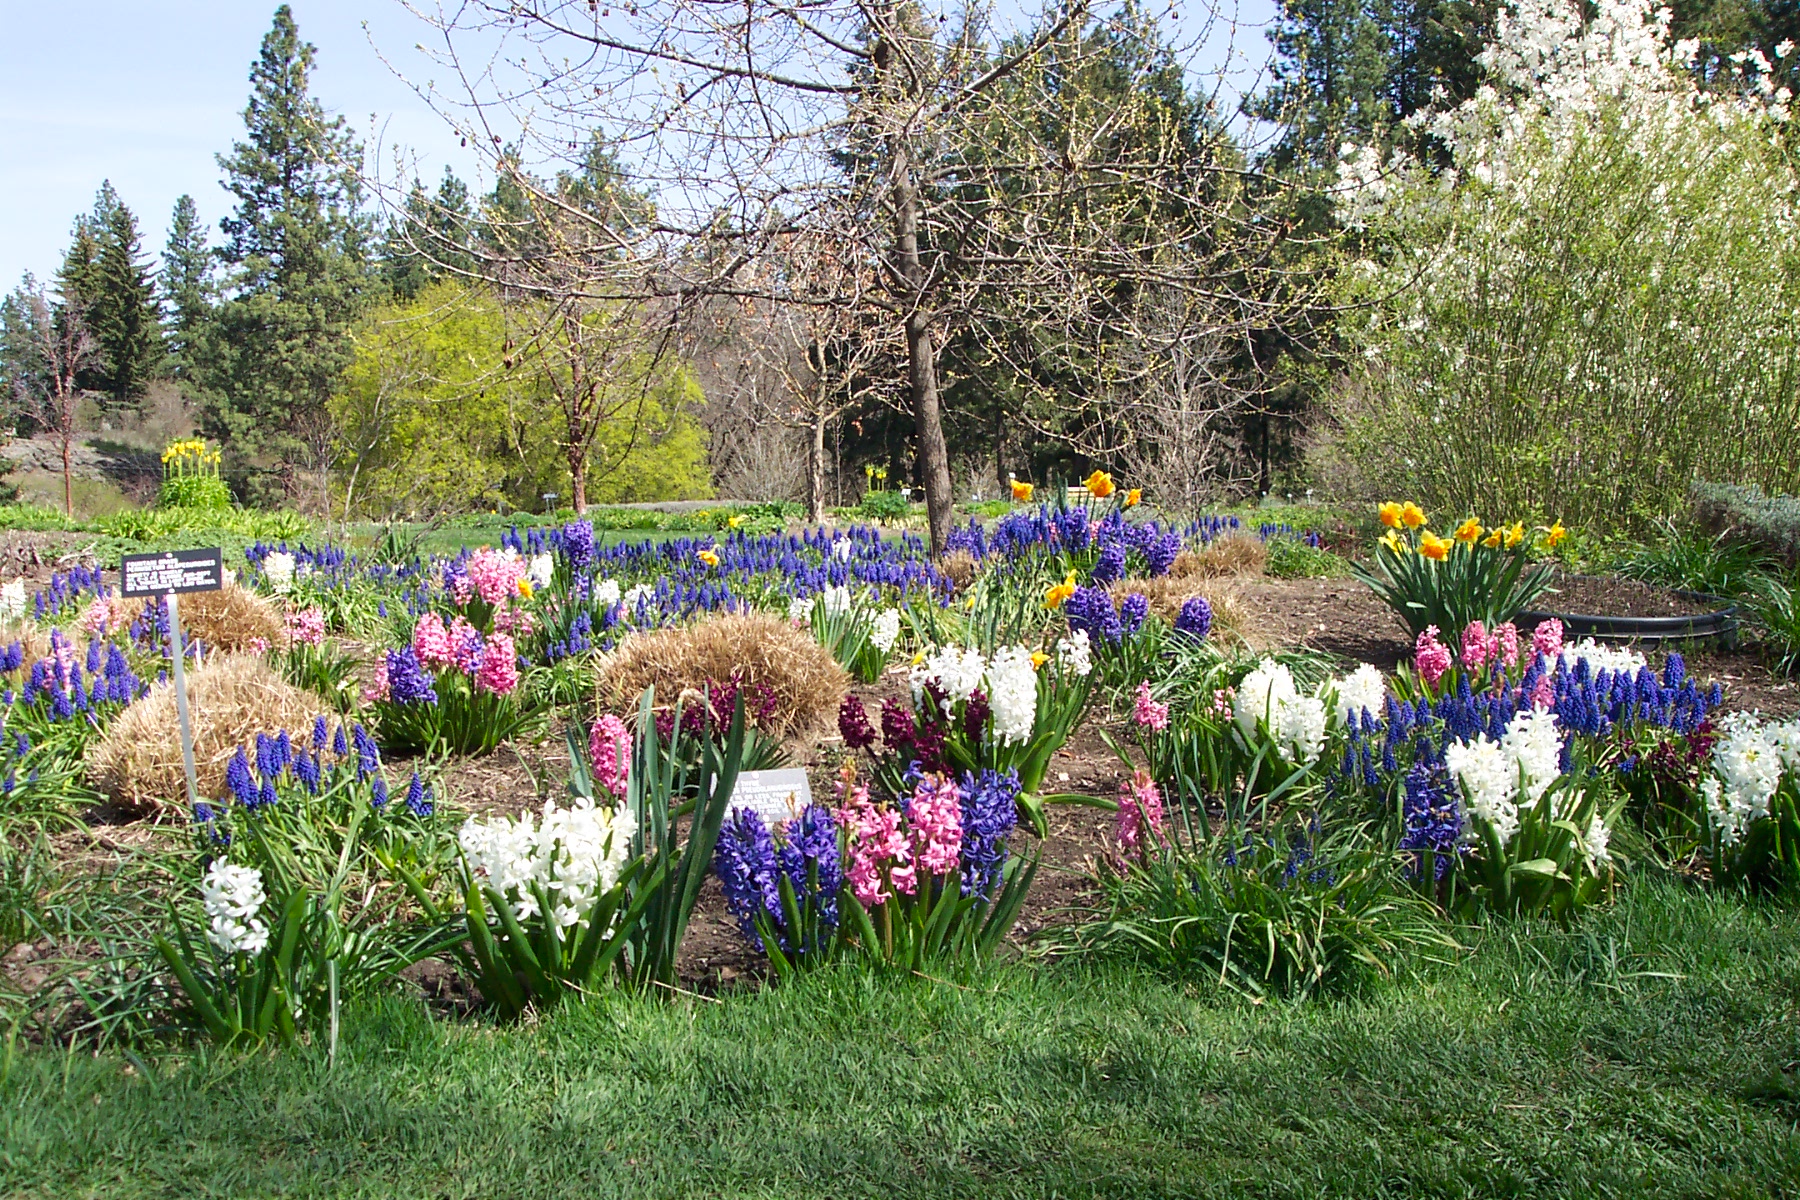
[
  {"x1": 201, "y1": 862, "x2": 270, "y2": 956},
  {"x1": 830, "y1": 538, "x2": 854, "y2": 563},
  {"x1": 459, "y1": 796, "x2": 638, "y2": 930},
  {"x1": 1330, "y1": 663, "x2": 1388, "y2": 727},
  {"x1": 1232, "y1": 659, "x2": 1326, "y2": 766},
  {"x1": 262, "y1": 551, "x2": 297, "y2": 594},
  {"x1": 0, "y1": 579, "x2": 25, "y2": 620},
  {"x1": 1560, "y1": 638, "x2": 1647, "y2": 678},
  {"x1": 594, "y1": 578, "x2": 623, "y2": 607},
  {"x1": 1583, "y1": 815, "x2": 1613, "y2": 864},
  {"x1": 787, "y1": 596, "x2": 816, "y2": 624},
  {"x1": 1704, "y1": 712, "x2": 1790, "y2": 845},
  {"x1": 911, "y1": 645, "x2": 989, "y2": 714},
  {"x1": 1055, "y1": 630, "x2": 1093, "y2": 677},
  {"x1": 527, "y1": 553, "x2": 555, "y2": 590},
  {"x1": 1499, "y1": 707, "x2": 1564, "y2": 804},
  {"x1": 1445, "y1": 733, "x2": 1520, "y2": 844},
  {"x1": 869, "y1": 608, "x2": 902, "y2": 654},
  {"x1": 818, "y1": 585, "x2": 854, "y2": 619},
  {"x1": 619, "y1": 583, "x2": 653, "y2": 614},
  {"x1": 985, "y1": 646, "x2": 1038, "y2": 746}
]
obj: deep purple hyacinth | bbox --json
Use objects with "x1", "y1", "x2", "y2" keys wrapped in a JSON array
[
  {"x1": 958, "y1": 767, "x2": 1019, "y2": 899},
  {"x1": 838, "y1": 695, "x2": 877, "y2": 750},
  {"x1": 1091, "y1": 542, "x2": 1128, "y2": 586},
  {"x1": 1174, "y1": 595, "x2": 1213, "y2": 640},
  {"x1": 715, "y1": 804, "x2": 841, "y2": 952},
  {"x1": 1399, "y1": 761, "x2": 1462, "y2": 878},
  {"x1": 1119, "y1": 592, "x2": 1149, "y2": 636},
  {"x1": 384, "y1": 646, "x2": 439, "y2": 705},
  {"x1": 562, "y1": 519, "x2": 596, "y2": 571},
  {"x1": 1065, "y1": 585, "x2": 1122, "y2": 645}
]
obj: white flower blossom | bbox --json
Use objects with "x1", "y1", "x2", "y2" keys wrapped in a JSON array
[
  {"x1": 594, "y1": 578, "x2": 623, "y2": 607},
  {"x1": 1446, "y1": 733, "x2": 1520, "y2": 843},
  {"x1": 527, "y1": 554, "x2": 555, "y2": 590},
  {"x1": 1500, "y1": 706, "x2": 1564, "y2": 803},
  {"x1": 0, "y1": 579, "x2": 24, "y2": 621},
  {"x1": 1705, "y1": 711, "x2": 1788, "y2": 845},
  {"x1": 1330, "y1": 663, "x2": 1388, "y2": 726},
  {"x1": 910, "y1": 646, "x2": 988, "y2": 713},
  {"x1": 619, "y1": 583, "x2": 653, "y2": 615},
  {"x1": 1055, "y1": 630, "x2": 1093, "y2": 677},
  {"x1": 830, "y1": 538, "x2": 853, "y2": 563},
  {"x1": 1234, "y1": 659, "x2": 1327, "y2": 765},
  {"x1": 263, "y1": 552, "x2": 296, "y2": 594},
  {"x1": 818, "y1": 585, "x2": 854, "y2": 619},
  {"x1": 869, "y1": 608, "x2": 902, "y2": 654},
  {"x1": 1583, "y1": 814, "x2": 1613, "y2": 864},
  {"x1": 985, "y1": 646, "x2": 1038, "y2": 746},
  {"x1": 1561, "y1": 638, "x2": 1647, "y2": 678},
  {"x1": 201, "y1": 862, "x2": 269, "y2": 955},
  {"x1": 787, "y1": 596, "x2": 816, "y2": 624},
  {"x1": 459, "y1": 796, "x2": 638, "y2": 930}
]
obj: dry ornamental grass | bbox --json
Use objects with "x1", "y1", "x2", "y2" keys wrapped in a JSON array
[
  {"x1": 595, "y1": 611, "x2": 849, "y2": 738},
  {"x1": 88, "y1": 653, "x2": 333, "y2": 817}
]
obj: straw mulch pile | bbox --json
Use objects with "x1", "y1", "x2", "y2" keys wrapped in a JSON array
[
  {"x1": 596, "y1": 611, "x2": 849, "y2": 738},
  {"x1": 1111, "y1": 576, "x2": 1263, "y2": 648},
  {"x1": 161, "y1": 578, "x2": 284, "y2": 653},
  {"x1": 88, "y1": 653, "x2": 332, "y2": 817}
]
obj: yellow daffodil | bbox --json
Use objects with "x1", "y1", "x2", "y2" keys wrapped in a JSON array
[
  {"x1": 1045, "y1": 571, "x2": 1077, "y2": 609},
  {"x1": 1084, "y1": 470, "x2": 1115, "y2": 499},
  {"x1": 1378, "y1": 502, "x2": 1404, "y2": 529},
  {"x1": 1542, "y1": 521, "x2": 1567, "y2": 551},
  {"x1": 1010, "y1": 479, "x2": 1034, "y2": 503},
  {"x1": 696, "y1": 549, "x2": 720, "y2": 568},
  {"x1": 1031, "y1": 651, "x2": 1049, "y2": 670},
  {"x1": 727, "y1": 514, "x2": 745, "y2": 529},
  {"x1": 1504, "y1": 521, "x2": 1525, "y2": 549},
  {"x1": 1419, "y1": 531, "x2": 1451, "y2": 561},
  {"x1": 1378, "y1": 530, "x2": 1409, "y2": 556},
  {"x1": 1454, "y1": 517, "x2": 1484, "y2": 543},
  {"x1": 1124, "y1": 488, "x2": 1142, "y2": 507},
  {"x1": 1400, "y1": 501, "x2": 1427, "y2": 529},
  {"x1": 516, "y1": 578, "x2": 534, "y2": 599},
  {"x1": 1482, "y1": 529, "x2": 1503, "y2": 549}
]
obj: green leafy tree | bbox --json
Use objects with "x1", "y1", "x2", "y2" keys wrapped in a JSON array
[
  {"x1": 161, "y1": 194, "x2": 213, "y2": 381},
  {"x1": 194, "y1": 4, "x2": 372, "y2": 504}
]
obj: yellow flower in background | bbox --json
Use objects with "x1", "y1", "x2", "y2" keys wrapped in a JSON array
[
  {"x1": 727, "y1": 514, "x2": 745, "y2": 529},
  {"x1": 1504, "y1": 521, "x2": 1525, "y2": 549},
  {"x1": 696, "y1": 549, "x2": 720, "y2": 568},
  {"x1": 516, "y1": 578, "x2": 534, "y2": 599},
  {"x1": 1542, "y1": 521, "x2": 1567, "y2": 550},
  {"x1": 1378, "y1": 502, "x2": 1404, "y2": 528},
  {"x1": 1400, "y1": 502, "x2": 1427, "y2": 529},
  {"x1": 1010, "y1": 479, "x2": 1034, "y2": 503},
  {"x1": 1419, "y1": 531, "x2": 1452, "y2": 561},
  {"x1": 1124, "y1": 488, "x2": 1142, "y2": 507},
  {"x1": 1454, "y1": 517, "x2": 1484, "y2": 544},
  {"x1": 1482, "y1": 529, "x2": 1503, "y2": 549},
  {"x1": 1031, "y1": 651, "x2": 1050, "y2": 670},
  {"x1": 1085, "y1": 470, "x2": 1115, "y2": 499},
  {"x1": 1378, "y1": 530, "x2": 1409, "y2": 556},
  {"x1": 1045, "y1": 572, "x2": 1077, "y2": 609}
]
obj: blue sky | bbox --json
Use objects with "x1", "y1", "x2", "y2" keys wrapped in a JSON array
[{"x1": 0, "y1": 1, "x2": 1280, "y2": 289}]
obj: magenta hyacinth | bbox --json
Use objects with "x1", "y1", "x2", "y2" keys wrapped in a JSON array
[
  {"x1": 1116, "y1": 769, "x2": 1165, "y2": 856},
  {"x1": 1414, "y1": 625, "x2": 1452, "y2": 687},
  {"x1": 476, "y1": 631, "x2": 520, "y2": 695},
  {"x1": 589, "y1": 714, "x2": 631, "y2": 796},
  {"x1": 909, "y1": 773, "x2": 964, "y2": 878}
]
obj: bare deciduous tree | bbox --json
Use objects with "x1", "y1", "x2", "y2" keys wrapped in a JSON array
[{"x1": 13, "y1": 285, "x2": 103, "y2": 517}]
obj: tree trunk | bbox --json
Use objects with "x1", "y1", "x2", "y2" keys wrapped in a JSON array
[
  {"x1": 892, "y1": 155, "x2": 953, "y2": 557},
  {"x1": 61, "y1": 435, "x2": 72, "y2": 518},
  {"x1": 569, "y1": 444, "x2": 588, "y2": 514},
  {"x1": 808, "y1": 414, "x2": 827, "y2": 525}
]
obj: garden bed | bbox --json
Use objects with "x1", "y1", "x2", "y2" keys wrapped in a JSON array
[{"x1": 1522, "y1": 573, "x2": 1739, "y2": 643}]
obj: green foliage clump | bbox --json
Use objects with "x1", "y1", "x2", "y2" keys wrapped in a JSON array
[
  {"x1": 856, "y1": 489, "x2": 913, "y2": 524},
  {"x1": 1264, "y1": 535, "x2": 1349, "y2": 579},
  {"x1": 1691, "y1": 479, "x2": 1800, "y2": 567}
]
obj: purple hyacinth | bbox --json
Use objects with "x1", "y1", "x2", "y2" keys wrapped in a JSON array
[
  {"x1": 405, "y1": 771, "x2": 434, "y2": 817},
  {"x1": 562, "y1": 519, "x2": 596, "y2": 571},
  {"x1": 1175, "y1": 595, "x2": 1213, "y2": 641},
  {"x1": 1065, "y1": 585, "x2": 1122, "y2": 644},
  {"x1": 1399, "y1": 761, "x2": 1462, "y2": 879},
  {"x1": 384, "y1": 647, "x2": 439, "y2": 705},
  {"x1": 1119, "y1": 592, "x2": 1149, "y2": 636},
  {"x1": 958, "y1": 767, "x2": 1020, "y2": 899},
  {"x1": 1091, "y1": 541, "x2": 1128, "y2": 586}
]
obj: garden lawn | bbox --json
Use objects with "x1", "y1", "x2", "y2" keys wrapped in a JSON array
[{"x1": 3, "y1": 875, "x2": 1798, "y2": 1199}]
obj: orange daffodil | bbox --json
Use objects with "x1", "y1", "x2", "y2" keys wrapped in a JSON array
[
  {"x1": 1010, "y1": 479, "x2": 1034, "y2": 503},
  {"x1": 1379, "y1": 502, "x2": 1404, "y2": 529},
  {"x1": 1124, "y1": 488, "x2": 1142, "y2": 508},
  {"x1": 1454, "y1": 517, "x2": 1484, "y2": 544},
  {"x1": 1541, "y1": 521, "x2": 1567, "y2": 551},
  {"x1": 1400, "y1": 502, "x2": 1427, "y2": 529},
  {"x1": 1418, "y1": 531, "x2": 1452, "y2": 561},
  {"x1": 1045, "y1": 571, "x2": 1077, "y2": 609},
  {"x1": 1084, "y1": 470, "x2": 1115, "y2": 499},
  {"x1": 696, "y1": 548, "x2": 720, "y2": 568}
]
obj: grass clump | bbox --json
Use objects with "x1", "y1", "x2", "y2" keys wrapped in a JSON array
[{"x1": 596, "y1": 611, "x2": 848, "y2": 738}]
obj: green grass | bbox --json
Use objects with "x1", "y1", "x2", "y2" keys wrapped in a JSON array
[{"x1": 3, "y1": 876, "x2": 1798, "y2": 1198}]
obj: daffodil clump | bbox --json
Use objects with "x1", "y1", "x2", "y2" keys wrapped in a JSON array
[
  {"x1": 1354, "y1": 502, "x2": 1563, "y2": 640},
  {"x1": 158, "y1": 439, "x2": 233, "y2": 511}
]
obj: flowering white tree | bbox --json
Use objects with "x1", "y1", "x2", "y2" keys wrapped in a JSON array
[{"x1": 1329, "y1": 0, "x2": 1800, "y2": 534}]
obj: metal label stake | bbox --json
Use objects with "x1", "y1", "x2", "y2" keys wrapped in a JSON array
[
  {"x1": 119, "y1": 547, "x2": 224, "y2": 814},
  {"x1": 167, "y1": 591, "x2": 200, "y2": 812}
]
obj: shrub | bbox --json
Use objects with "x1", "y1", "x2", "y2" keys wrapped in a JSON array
[
  {"x1": 1264, "y1": 536, "x2": 1349, "y2": 580},
  {"x1": 1333, "y1": 0, "x2": 1800, "y2": 537},
  {"x1": 1690, "y1": 480, "x2": 1800, "y2": 567},
  {"x1": 597, "y1": 611, "x2": 848, "y2": 739},
  {"x1": 856, "y1": 489, "x2": 913, "y2": 524},
  {"x1": 88, "y1": 654, "x2": 331, "y2": 816}
]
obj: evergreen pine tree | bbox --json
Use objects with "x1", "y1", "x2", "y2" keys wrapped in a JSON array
[
  {"x1": 53, "y1": 218, "x2": 107, "y2": 395},
  {"x1": 161, "y1": 194, "x2": 213, "y2": 380},
  {"x1": 379, "y1": 168, "x2": 474, "y2": 302},
  {"x1": 193, "y1": 4, "x2": 370, "y2": 497},
  {"x1": 90, "y1": 191, "x2": 163, "y2": 410}
]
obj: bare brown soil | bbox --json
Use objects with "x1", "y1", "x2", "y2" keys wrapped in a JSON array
[{"x1": 1536, "y1": 574, "x2": 1723, "y2": 618}]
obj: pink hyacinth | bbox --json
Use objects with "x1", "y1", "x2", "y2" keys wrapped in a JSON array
[
  {"x1": 365, "y1": 656, "x2": 391, "y2": 703},
  {"x1": 476, "y1": 631, "x2": 519, "y2": 695},
  {"x1": 838, "y1": 783, "x2": 914, "y2": 905},
  {"x1": 1211, "y1": 687, "x2": 1235, "y2": 717},
  {"x1": 1414, "y1": 626, "x2": 1452, "y2": 687},
  {"x1": 1531, "y1": 617, "x2": 1564, "y2": 665},
  {"x1": 467, "y1": 548, "x2": 526, "y2": 607},
  {"x1": 1133, "y1": 681, "x2": 1169, "y2": 731},
  {"x1": 909, "y1": 773, "x2": 964, "y2": 877},
  {"x1": 80, "y1": 596, "x2": 117, "y2": 637},
  {"x1": 286, "y1": 606, "x2": 326, "y2": 648},
  {"x1": 493, "y1": 602, "x2": 537, "y2": 639},
  {"x1": 1116, "y1": 769, "x2": 1165, "y2": 856},
  {"x1": 1460, "y1": 620, "x2": 1493, "y2": 671},
  {"x1": 589, "y1": 714, "x2": 630, "y2": 797},
  {"x1": 412, "y1": 613, "x2": 453, "y2": 669},
  {"x1": 1495, "y1": 621, "x2": 1520, "y2": 669},
  {"x1": 1530, "y1": 672, "x2": 1555, "y2": 711},
  {"x1": 246, "y1": 636, "x2": 270, "y2": 656}
]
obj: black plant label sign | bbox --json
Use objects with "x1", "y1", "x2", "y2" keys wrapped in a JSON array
[{"x1": 120, "y1": 548, "x2": 225, "y2": 598}]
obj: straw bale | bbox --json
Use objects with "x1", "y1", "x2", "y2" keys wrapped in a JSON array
[
  {"x1": 88, "y1": 653, "x2": 332, "y2": 817},
  {"x1": 1112, "y1": 577, "x2": 1262, "y2": 649},
  {"x1": 160, "y1": 578, "x2": 283, "y2": 653},
  {"x1": 596, "y1": 611, "x2": 849, "y2": 738}
]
